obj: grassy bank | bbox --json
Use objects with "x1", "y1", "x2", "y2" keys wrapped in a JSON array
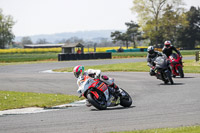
[
  {"x1": 0, "y1": 50, "x2": 198, "y2": 63},
  {"x1": 112, "y1": 50, "x2": 198, "y2": 58},
  {"x1": 54, "y1": 60, "x2": 200, "y2": 73},
  {"x1": 0, "y1": 53, "x2": 58, "y2": 63},
  {"x1": 0, "y1": 91, "x2": 81, "y2": 111},
  {"x1": 111, "y1": 125, "x2": 200, "y2": 133}
]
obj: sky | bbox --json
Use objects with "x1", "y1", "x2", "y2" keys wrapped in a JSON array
[{"x1": 1, "y1": 0, "x2": 200, "y2": 37}]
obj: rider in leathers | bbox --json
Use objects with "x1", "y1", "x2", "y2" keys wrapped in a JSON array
[
  {"x1": 162, "y1": 41, "x2": 182, "y2": 57},
  {"x1": 147, "y1": 46, "x2": 163, "y2": 76},
  {"x1": 73, "y1": 65, "x2": 120, "y2": 106},
  {"x1": 162, "y1": 41, "x2": 183, "y2": 71}
]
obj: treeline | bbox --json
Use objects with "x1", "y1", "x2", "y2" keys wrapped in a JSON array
[{"x1": 111, "y1": 0, "x2": 200, "y2": 49}]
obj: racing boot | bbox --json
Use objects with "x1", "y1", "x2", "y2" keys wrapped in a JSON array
[
  {"x1": 112, "y1": 83, "x2": 121, "y2": 98},
  {"x1": 85, "y1": 99, "x2": 92, "y2": 107}
]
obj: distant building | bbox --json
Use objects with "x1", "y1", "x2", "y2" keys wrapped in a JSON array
[
  {"x1": 61, "y1": 43, "x2": 84, "y2": 54},
  {"x1": 24, "y1": 44, "x2": 64, "y2": 48}
]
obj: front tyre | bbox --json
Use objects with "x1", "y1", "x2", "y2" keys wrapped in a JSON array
[
  {"x1": 120, "y1": 89, "x2": 132, "y2": 107},
  {"x1": 178, "y1": 66, "x2": 184, "y2": 78},
  {"x1": 87, "y1": 92, "x2": 107, "y2": 110},
  {"x1": 166, "y1": 71, "x2": 174, "y2": 84}
]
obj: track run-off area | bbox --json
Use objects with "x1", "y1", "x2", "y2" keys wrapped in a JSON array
[{"x1": 0, "y1": 57, "x2": 200, "y2": 133}]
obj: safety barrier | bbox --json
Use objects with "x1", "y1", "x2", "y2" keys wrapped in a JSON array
[
  {"x1": 106, "y1": 48, "x2": 147, "y2": 53},
  {"x1": 195, "y1": 51, "x2": 200, "y2": 61},
  {"x1": 58, "y1": 52, "x2": 112, "y2": 61}
]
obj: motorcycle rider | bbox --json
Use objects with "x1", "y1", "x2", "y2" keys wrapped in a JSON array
[
  {"x1": 147, "y1": 46, "x2": 163, "y2": 76},
  {"x1": 162, "y1": 41, "x2": 183, "y2": 72},
  {"x1": 73, "y1": 65, "x2": 120, "y2": 106},
  {"x1": 162, "y1": 41, "x2": 182, "y2": 57}
]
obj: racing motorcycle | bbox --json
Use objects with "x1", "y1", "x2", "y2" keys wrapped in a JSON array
[
  {"x1": 77, "y1": 76, "x2": 132, "y2": 110},
  {"x1": 169, "y1": 53, "x2": 184, "y2": 78},
  {"x1": 154, "y1": 55, "x2": 174, "y2": 84}
]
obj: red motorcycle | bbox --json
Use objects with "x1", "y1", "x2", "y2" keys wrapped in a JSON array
[{"x1": 169, "y1": 53, "x2": 184, "y2": 78}]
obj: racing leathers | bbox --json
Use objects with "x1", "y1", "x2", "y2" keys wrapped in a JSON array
[
  {"x1": 162, "y1": 45, "x2": 183, "y2": 67},
  {"x1": 147, "y1": 51, "x2": 163, "y2": 76},
  {"x1": 162, "y1": 45, "x2": 181, "y2": 57},
  {"x1": 77, "y1": 69, "x2": 120, "y2": 96}
]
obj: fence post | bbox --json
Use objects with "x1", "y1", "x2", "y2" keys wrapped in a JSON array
[{"x1": 196, "y1": 51, "x2": 199, "y2": 62}]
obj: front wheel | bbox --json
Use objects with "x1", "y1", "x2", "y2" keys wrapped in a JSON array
[
  {"x1": 178, "y1": 66, "x2": 184, "y2": 78},
  {"x1": 87, "y1": 92, "x2": 107, "y2": 110},
  {"x1": 166, "y1": 71, "x2": 174, "y2": 84},
  {"x1": 120, "y1": 89, "x2": 132, "y2": 107}
]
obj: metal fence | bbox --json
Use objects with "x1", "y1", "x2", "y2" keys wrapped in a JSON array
[{"x1": 196, "y1": 51, "x2": 200, "y2": 61}]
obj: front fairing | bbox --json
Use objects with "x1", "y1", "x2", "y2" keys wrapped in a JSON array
[
  {"x1": 154, "y1": 56, "x2": 169, "y2": 69},
  {"x1": 169, "y1": 53, "x2": 181, "y2": 66},
  {"x1": 77, "y1": 77, "x2": 95, "y2": 95}
]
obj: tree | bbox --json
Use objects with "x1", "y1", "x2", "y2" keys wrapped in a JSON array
[
  {"x1": 111, "y1": 31, "x2": 130, "y2": 48},
  {"x1": 111, "y1": 21, "x2": 141, "y2": 48},
  {"x1": 21, "y1": 36, "x2": 33, "y2": 45},
  {"x1": 65, "y1": 37, "x2": 84, "y2": 44},
  {"x1": 131, "y1": 0, "x2": 185, "y2": 45},
  {"x1": 159, "y1": 4, "x2": 188, "y2": 46},
  {"x1": 177, "y1": 6, "x2": 200, "y2": 49},
  {"x1": 111, "y1": 31, "x2": 123, "y2": 44},
  {"x1": 36, "y1": 38, "x2": 49, "y2": 44},
  {"x1": 125, "y1": 21, "x2": 141, "y2": 48},
  {"x1": 0, "y1": 9, "x2": 15, "y2": 49}
]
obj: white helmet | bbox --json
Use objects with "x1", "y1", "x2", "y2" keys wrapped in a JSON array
[
  {"x1": 147, "y1": 46, "x2": 155, "y2": 55},
  {"x1": 73, "y1": 65, "x2": 84, "y2": 78},
  {"x1": 164, "y1": 41, "x2": 171, "y2": 48}
]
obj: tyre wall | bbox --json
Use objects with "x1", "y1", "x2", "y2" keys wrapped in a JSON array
[{"x1": 58, "y1": 52, "x2": 112, "y2": 61}]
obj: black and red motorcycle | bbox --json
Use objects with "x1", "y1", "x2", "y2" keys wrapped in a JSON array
[
  {"x1": 76, "y1": 76, "x2": 132, "y2": 110},
  {"x1": 169, "y1": 53, "x2": 184, "y2": 78}
]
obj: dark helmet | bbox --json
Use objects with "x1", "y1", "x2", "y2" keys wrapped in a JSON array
[{"x1": 147, "y1": 46, "x2": 155, "y2": 55}]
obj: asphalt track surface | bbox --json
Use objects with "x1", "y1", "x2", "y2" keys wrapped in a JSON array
[{"x1": 0, "y1": 57, "x2": 200, "y2": 133}]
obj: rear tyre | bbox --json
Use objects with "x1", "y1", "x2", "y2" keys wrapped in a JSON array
[
  {"x1": 120, "y1": 89, "x2": 132, "y2": 107},
  {"x1": 87, "y1": 92, "x2": 107, "y2": 110},
  {"x1": 178, "y1": 66, "x2": 184, "y2": 78}
]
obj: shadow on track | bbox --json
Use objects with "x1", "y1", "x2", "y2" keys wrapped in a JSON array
[
  {"x1": 174, "y1": 76, "x2": 195, "y2": 79},
  {"x1": 90, "y1": 106, "x2": 136, "y2": 111},
  {"x1": 159, "y1": 83, "x2": 185, "y2": 86}
]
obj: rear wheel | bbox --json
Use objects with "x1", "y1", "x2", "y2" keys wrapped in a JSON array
[
  {"x1": 87, "y1": 92, "x2": 107, "y2": 110},
  {"x1": 120, "y1": 89, "x2": 132, "y2": 107},
  {"x1": 178, "y1": 66, "x2": 184, "y2": 78}
]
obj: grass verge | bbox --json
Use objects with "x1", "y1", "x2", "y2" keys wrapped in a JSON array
[
  {"x1": 112, "y1": 50, "x2": 198, "y2": 58},
  {"x1": 111, "y1": 125, "x2": 200, "y2": 133},
  {"x1": 0, "y1": 53, "x2": 58, "y2": 63},
  {"x1": 0, "y1": 90, "x2": 82, "y2": 111},
  {"x1": 54, "y1": 60, "x2": 200, "y2": 73},
  {"x1": 0, "y1": 50, "x2": 197, "y2": 63}
]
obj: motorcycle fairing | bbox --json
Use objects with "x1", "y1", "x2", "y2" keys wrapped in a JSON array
[
  {"x1": 169, "y1": 53, "x2": 182, "y2": 76},
  {"x1": 90, "y1": 91, "x2": 99, "y2": 99},
  {"x1": 77, "y1": 78, "x2": 95, "y2": 96},
  {"x1": 88, "y1": 81, "x2": 109, "y2": 101}
]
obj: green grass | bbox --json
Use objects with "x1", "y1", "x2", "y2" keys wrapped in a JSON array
[
  {"x1": 183, "y1": 60, "x2": 200, "y2": 73},
  {"x1": 0, "y1": 53, "x2": 58, "y2": 63},
  {"x1": 112, "y1": 52, "x2": 147, "y2": 58},
  {"x1": 111, "y1": 125, "x2": 200, "y2": 133},
  {"x1": 112, "y1": 50, "x2": 198, "y2": 58},
  {"x1": 0, "y1": 90, "x2": 82, "y2": 111},
  {"x1": 181, "y1": 50, "x2": 199, "y2": 56},
  {"x1": 0, "y1": 50, "x2": 198, "y2": 63},
  {"x1": 54, "y1": 60, "x2": 200, "y2": 73}
]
